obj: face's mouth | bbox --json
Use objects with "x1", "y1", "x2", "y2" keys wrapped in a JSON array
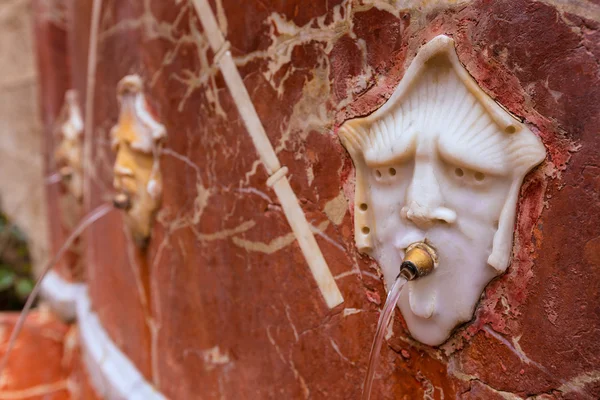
[
  {"x1": 395, "y1": 230, "x2": 427, "y2": 253},
  {"x1": 113, "y1": 192, "x2": 132, "y2": 211},
  {"x1": 59, "y1": 166, "x2": 73, "y2": 182}
]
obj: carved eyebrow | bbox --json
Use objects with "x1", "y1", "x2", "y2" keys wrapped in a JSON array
[
  {"x1": 363, "y1": 121, "x2": 417, "y2": 167},
  {"x1": 365, "y1": 141, "x2": 415, "y2": 167},
  {"x1": 437, "y1": 127, "x2": 509, "y2": 176}
]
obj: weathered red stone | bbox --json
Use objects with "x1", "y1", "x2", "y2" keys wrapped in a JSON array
[
  {"x1": 0, "y1": 311, "x2": 99, "y2": 399},
  {"x1": 30, "y1": 0, "x2": 600, "y2": 398}
]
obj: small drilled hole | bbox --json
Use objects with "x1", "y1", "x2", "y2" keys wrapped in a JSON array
[
  {"x1": 362, "y1": 227, "x2": 370, "y2": 234},
  {"x1": 389, "y1": 167, "x2": 396, "y2": 176},
  {"x1": 375, "y1": 170, "x2": 382, "y2": 179},
  {"x1": 474, "y1": 171, "x2": 485, "y2": 181},
  {"x1": 455, "y1": 168, "x2": 464, "y2": 177},
  {"x1": 360, "y1": 203, "x2": 368, "y2": 211},
  {"x1": 505, "y1": 125, "x2": 516, "y2": 134}
]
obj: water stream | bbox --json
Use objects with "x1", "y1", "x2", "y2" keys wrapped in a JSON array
[
  {"x1": 362, "y1": 276, "x2": 408, "y2": 400},
  {"x1": 0, "y1": 203, "x2": 113, "y2": 376}
]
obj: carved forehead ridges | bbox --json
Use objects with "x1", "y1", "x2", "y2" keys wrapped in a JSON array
[
  {"x1": 339, "y1": 35, "x2": 545, "y2": 175},
  {"x1": 111, "y1": 74, "x2": 166, "y2": 154}
]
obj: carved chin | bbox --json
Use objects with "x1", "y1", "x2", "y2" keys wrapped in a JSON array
[
  {"x1": 398, "y1": 269, "x2": 490, "y2": 346},
  {"x1": 118, "y1": 189, "x2": 159, "y2": 247},
  {"x1": 398, "y1": 292, "x2": 452, "y2": 347},
  {"x1": 125, "y1": 203, "x2": 153, "y2": 246},
  {"x1": 407, "y1": 284, "x2": 435, "y2": 319},
  {"x1": 401, "y1": 313, "x2": 453, "y2": 347}
]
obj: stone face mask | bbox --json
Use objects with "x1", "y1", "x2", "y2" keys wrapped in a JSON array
[
  {"x1": 111, "y1": 75, "x2": 166, "y2": 246},
  {"x1": 339, "y1": 35, "x2": 546, "y2": 346},
  {"x1": 55, "y1": 90, "x2": 84, "y2": 205}
]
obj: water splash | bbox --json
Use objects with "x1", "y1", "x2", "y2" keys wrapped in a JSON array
[
  {"x1": 0, "y1": 203, "x2": 113, "y2": 377},
  {"x1": 362, "y1": 276, "x2": 408, "y2": 400}
]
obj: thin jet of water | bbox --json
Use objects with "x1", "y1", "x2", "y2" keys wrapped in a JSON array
[
  {"x1": 0, "y1": 203, "x2": 113, "y2": 377},
  {"x1": 362, "y1": 276, "x2": 408, "y2": 400}
]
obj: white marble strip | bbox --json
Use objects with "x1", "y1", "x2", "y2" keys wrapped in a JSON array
[
  {"x1": 191, "y1": 0, "x2": 344, "y2": 308},
  {"x1": 40, "y1": 270, "x2": 85, "y2": 321},
  {"x1": 83, "y1": 0, "x2": 103, "y2": 213},
  {"x1": 271, "y1": 178, "x2": 345, "y2": 308},
  {"x1": 76, "y1": 288, "x2": 166, "y2": 400},
  {"x1": 41, "y1": 273, "x2": 165, "y2": 400}
]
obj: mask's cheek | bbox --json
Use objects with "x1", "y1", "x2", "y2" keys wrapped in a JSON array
[
  {"x1": 443, "y1": 175, "x2": 512, "y2": 222},
  {"x1": 368, "y1": 185, "x2": 410, "y2": 241}
]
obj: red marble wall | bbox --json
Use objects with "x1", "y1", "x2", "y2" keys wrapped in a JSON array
[
  {"x1": 0, "y1": 311, "x2": 100, "y2": 399},
  {"x1": 70, "y1": 0, "x2": 155, "y2": 380},
  {"x1": 37, "y1": 0, "x2": 600, "y2": 398}
]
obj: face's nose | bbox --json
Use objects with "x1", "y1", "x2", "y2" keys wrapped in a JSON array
[
  {"x1": 113, "y1": 144, "x2": 136, "y2": 190},
  {"x1": 401, "y1": 160, "x2": 456, "y2": 229}
]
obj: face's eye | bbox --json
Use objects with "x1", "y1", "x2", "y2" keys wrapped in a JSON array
[
  {"x1": 373, "y1": 166, "x2": 400, "y2": 182},
  {"x1": 111, "y1": 137, "x2": 120, "y2": 151},
  {"x1": 450, "y1": 164, "x2": 488, "y2": 185}
]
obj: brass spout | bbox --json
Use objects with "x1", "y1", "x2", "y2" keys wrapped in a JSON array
[{"x1": 399, "y1": 242, "x2": 436, "y2": 281}]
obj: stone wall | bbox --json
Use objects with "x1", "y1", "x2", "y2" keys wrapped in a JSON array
[{"x1": 35, "y1": 0, "x2": 600, "y2": 398}]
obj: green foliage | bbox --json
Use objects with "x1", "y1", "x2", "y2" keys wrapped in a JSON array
[
  {"x1": 0, "y1": 268, "x2": 15, "y2": 291},
  {"x1": 14, "y1": 278, "x2": 34, "y2": 300},
  {"x1": 0, "y1": 211, "x2": 35, "y2": 310}
]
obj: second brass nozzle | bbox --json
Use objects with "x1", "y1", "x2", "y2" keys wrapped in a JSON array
[{"x1": 399, "y1": 242, "x2": 436, "y2": 281}]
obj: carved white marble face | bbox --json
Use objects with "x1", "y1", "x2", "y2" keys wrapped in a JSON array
[{"x1": 339, "y1": 36, "x2": 545, "y2": 346}]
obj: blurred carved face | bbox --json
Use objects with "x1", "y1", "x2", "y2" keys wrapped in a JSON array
[
  {"x1": 110, "y1": 75, "x2": 165, "y2": 246},
  {"x1": 55, "y1": 90, "x2": 84, "y2": 203},
  {"x1": 339, "y1": 36, "x2": 545, "y2": 346}
]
